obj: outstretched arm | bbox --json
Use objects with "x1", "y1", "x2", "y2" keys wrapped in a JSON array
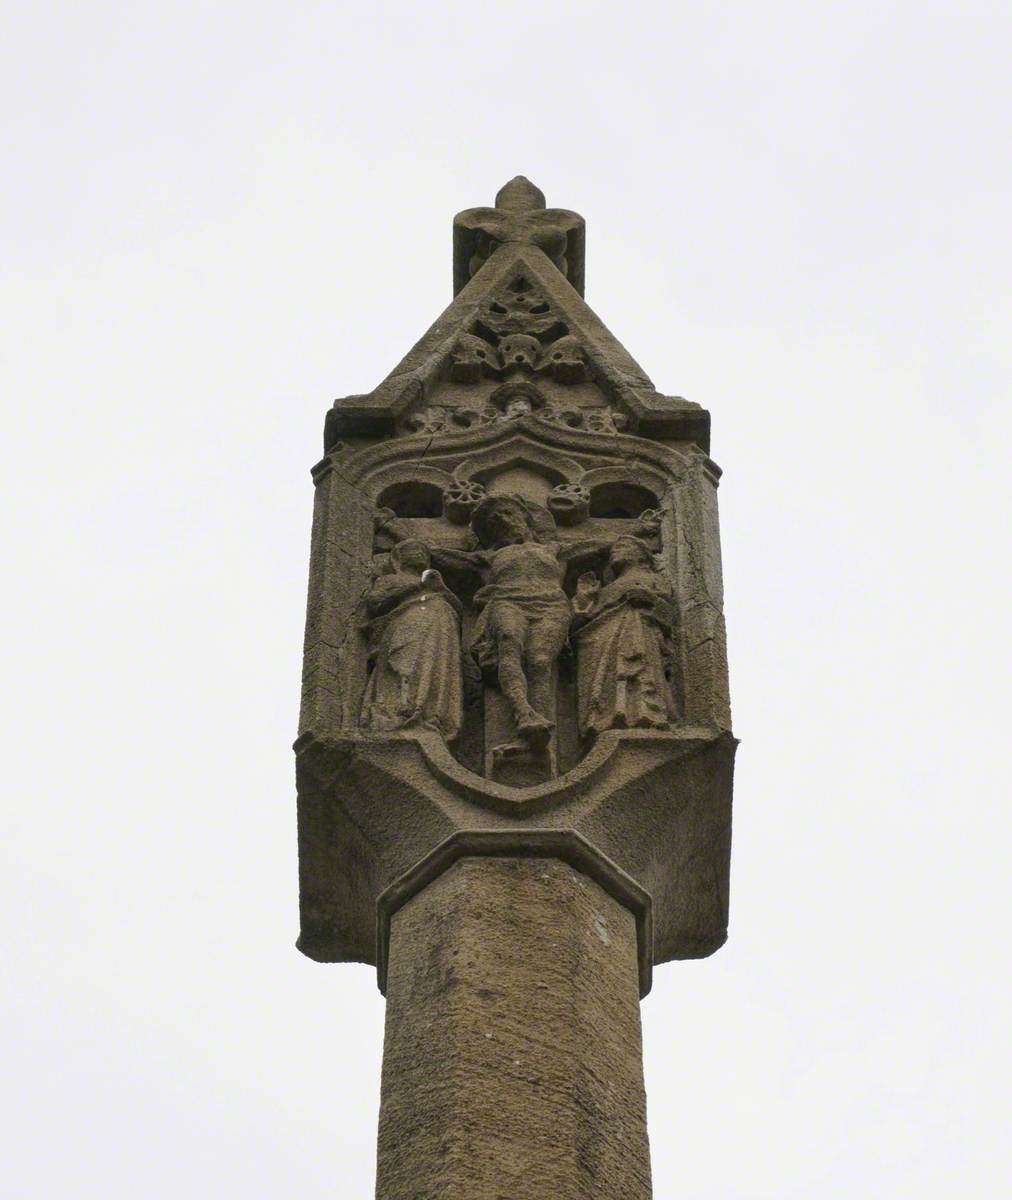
[
  {"x1": 557, "y1": 536, "x2": 613, "y2": 569},
  {"x1": 364, "y1": 572, "x2": 422, "y2": 618},
  {"x1": 429, "y1": 546, "x2": 487, "y2": 578},
  {"x1": 371, "y1": 510, "x2": 486, "y2": 582},
  {"x1": 557, "y1": 510, "x2": 663, "y2": 567}
]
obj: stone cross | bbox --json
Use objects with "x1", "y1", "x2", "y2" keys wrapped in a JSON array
[
  {"x1": 453, "y1": 174, "x2": 586, "y2": 295},
  {"x1": 295, "y1": 180, "x2": 735, "y2": 1199}
]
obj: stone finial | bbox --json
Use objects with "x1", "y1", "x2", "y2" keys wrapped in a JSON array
[
  {"x1": 453, "y1": 177, "x2": 586, "y2": 296},
  {"x1": 494, "y1": 175, "x2": 547, "y2": 211}
]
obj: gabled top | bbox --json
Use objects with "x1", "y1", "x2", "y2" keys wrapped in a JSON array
[{"x1": 327, "y1": 180, "x2": 709, "y2": 450}]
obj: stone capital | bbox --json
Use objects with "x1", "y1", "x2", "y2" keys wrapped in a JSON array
[
  {"x1": 376, "y1": 829, "x2": 654, "y2": 997},
  {"x1": 294, "y1": 726, "x2": 734, "y2": 980}
]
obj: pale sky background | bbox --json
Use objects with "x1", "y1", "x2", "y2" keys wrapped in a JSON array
[{"x1": 3, "y1": 3, "x2": 1011, "y2": 1197}]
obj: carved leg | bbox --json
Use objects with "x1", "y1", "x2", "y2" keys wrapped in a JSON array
[
  {"x1": 498, "y1": 636, "x2": 550, "y2": 747},
  {"x1": 523, "y1": 613, "x2": 568, "y2": 746},
  {"x1": 528, "y1": 657, "x2": 555, "y2": 725}
]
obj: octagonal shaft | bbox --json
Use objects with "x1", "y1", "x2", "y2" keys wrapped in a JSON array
[{"x1": 376, "y1": 856, "x2": 652, "y2": 1200}]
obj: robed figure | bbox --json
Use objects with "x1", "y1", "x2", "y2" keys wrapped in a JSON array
[
  {"x1": 572, "y1": 535, "x2": 678, "y2": 737},
  {"x1": 360, "y1": 539, "x2": 464, "y2": 740}
]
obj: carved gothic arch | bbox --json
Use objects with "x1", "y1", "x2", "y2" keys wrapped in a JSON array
[{"x1": 341, "y1": 417, "x2": 685, "y2": 496}]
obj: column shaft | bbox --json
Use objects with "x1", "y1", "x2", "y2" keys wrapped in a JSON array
[{"x1": 375, "y1": 856, "x2": 652, "y2": 1200}]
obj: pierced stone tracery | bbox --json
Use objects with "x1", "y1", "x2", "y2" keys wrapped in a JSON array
[
  {"x1": 449, "y1": 278, "x2": 589, "y2": 384},
  {"x1": 398, "y1": 400, "x2": 628, "y2": 441},
  {"x1": 391, "y1": 276, "x2": 648, "y2": 443}
]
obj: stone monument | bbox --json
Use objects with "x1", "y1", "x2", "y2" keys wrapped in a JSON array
[{"x1": 295, "y1": 177, "x2": 735, "y2": 1199}]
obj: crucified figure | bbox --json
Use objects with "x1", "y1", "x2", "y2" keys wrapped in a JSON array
[{"x1": 431, "y1": 494, "x2": 661, "y2": 751}]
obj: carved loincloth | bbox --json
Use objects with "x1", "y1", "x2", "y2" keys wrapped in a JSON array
[{"x1": 470, "y1": 586, "x2": 571, "y2": 670}]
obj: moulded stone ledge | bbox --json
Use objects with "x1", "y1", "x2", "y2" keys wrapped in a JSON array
[
  {"x1": 294, "y1": 727, "x2": 735, "y2": 972},
  {"x1": 376, "y1": 829, "x2": 653, "y2": 999},
  {"x1": 296, "y1": 724, "x2": 724, "y2": 817}
]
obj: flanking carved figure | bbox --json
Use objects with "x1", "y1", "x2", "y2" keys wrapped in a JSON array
[
  {"x1": 571, "y1": 535, "x2": 678, "y2": 736},
  {"x1": 359, "y1": 539, "x2": 464, "y2": 740}
]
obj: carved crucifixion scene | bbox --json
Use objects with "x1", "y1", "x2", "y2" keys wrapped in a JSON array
[{"x1": 366, "y1": 483, "x2": 667, "y2": 782}]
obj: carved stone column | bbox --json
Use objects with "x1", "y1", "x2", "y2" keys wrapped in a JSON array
[{"x1": 295, "y1": 178, "x2": 735, "y2": 1199}]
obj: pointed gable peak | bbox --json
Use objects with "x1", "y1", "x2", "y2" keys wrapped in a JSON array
[{"x1": 328, "y1": 239, "x2": 709, "y2": 450}]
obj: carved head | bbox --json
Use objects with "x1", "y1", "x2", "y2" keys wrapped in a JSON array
[
  {"x1": 498, "y1": 334, "x2": 541, "y2": 372},
  {"x1": 584, "y1": 410, "x2": 626, "y2": 434},
  {"x1": 547, "y1": 482, "x2": 591, "y2": 526},
  {"x1": 539, "y1": 333, "x2": 586, "y2": 383},
  {"x1": 609, "y1": 535, "x2": 653, "y2": 574},
  {"x1": 489, "y1": 379, "x2": 547, "y2": 419},
  {"x1": 502, "y1": 396, "x2": 533, "y2": 420},
  {"x1": 391, "y1": 539, "x2": 431, "y2": 575},
  {"x1": 449, "y1": 332, "x2": 501, "y2": 382},
  {"x1": 471, "y1": 495, "x2": 534, "y2": 549}
]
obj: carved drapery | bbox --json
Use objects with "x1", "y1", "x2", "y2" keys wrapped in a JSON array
[
  {"x1": 359, "y1": 540, "x2": 464, "y2": 740},
  {"x1": 572, "y1": 536, "x2": 678, "y2": 737}
]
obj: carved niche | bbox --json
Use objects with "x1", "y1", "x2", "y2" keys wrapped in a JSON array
[{"x1": 339, "y1": 410, "x2": 689, "y2": 787}]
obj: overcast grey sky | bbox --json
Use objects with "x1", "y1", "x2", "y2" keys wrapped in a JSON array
[{"x1": 3, "y1": 2, "x2": 1010, "y2": 1197}]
